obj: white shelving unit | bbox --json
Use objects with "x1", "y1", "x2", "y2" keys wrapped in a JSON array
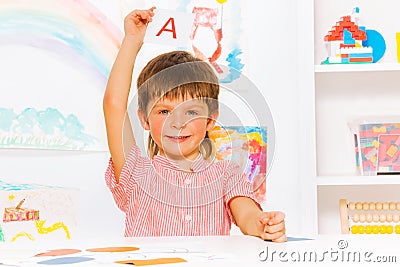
[
  {"x1": 313, "y1": 0, "x2": 400, "y2": 234},
  {"x1": 317, "y1": 176, "x2": 400, "y2": 186},
  {"x1": 315, "y1": 63, "x2": 400, "y2": 73}
]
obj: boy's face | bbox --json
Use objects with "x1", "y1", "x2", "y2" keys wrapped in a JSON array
[{"x1": 140, "y1": 96, "x2": 217, "y2": 161}]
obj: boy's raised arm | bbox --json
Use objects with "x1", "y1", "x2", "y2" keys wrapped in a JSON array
[{"x1": 103, "y1": 8, "x2": 155, "y2": 182}]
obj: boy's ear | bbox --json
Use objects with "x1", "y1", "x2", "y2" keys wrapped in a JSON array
[
  {"x1": 137, "y1": 109, "x2": 150, "y2": 130},
  {"x1": 206, "y1": 110, "x2": 219, "y2": 131}
]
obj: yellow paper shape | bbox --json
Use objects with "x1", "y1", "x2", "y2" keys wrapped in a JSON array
[
  {"x1": 397, "y1": 33, "x2": 400, "y2": 63},
  {"x1": 115, "y1": 258, "x2": 187, "y2": 265},
  {"x1": 86, "y1": 247, "x2": 139, "y2": 252}
]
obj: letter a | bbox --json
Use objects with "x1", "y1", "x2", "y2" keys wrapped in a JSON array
[{"x1": 156, "y1": 17, "x2": 177, "y2": 39}]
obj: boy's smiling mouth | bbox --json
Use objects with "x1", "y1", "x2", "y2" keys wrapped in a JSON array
[{"x1": 165, "y1": 135, "x2": 191, "y2": 142}]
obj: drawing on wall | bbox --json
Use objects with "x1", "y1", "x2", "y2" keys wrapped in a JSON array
[
  {"x1": 0, "y1": 0, "x2": 123, "y2": 151},
  {"x1": 0, "y1": 108, "x2": 97, "y2": 150},
  {"x1": 123, "y1": 0, "x2": 247, "y2": 85},
  {"x1": 0, "y1": 0, "x2": 249, "y2": 151},
  {"x1": 0, "y1": 180, "x2": 79, "y2": 243},
  {"x1": 209, "y1": 126, "x2": 267, "y2": 202}
]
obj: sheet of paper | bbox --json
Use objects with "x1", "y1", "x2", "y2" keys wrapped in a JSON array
[{"x1": 144, "y1": 8, "x2": 195, "y2": 47}]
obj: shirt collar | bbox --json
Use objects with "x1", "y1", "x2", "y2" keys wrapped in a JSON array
[{"x1": 153, "y1": 153, "x2": 211, "y2": 172}]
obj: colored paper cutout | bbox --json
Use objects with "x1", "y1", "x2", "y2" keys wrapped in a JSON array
[
  {"x1": 35, "y1": 249, "x2": 82, "y2": 257},
  {"x1": 286, "y1": 237, "x2": 314, "y2": 242},
  {"x1": 37, "y1": 257, "x2": 94, "y2": 265},
  {"x1": 115, "y1": 258, "x2": 186, "y2": 266},
  {"x1": 86, "y1": 246, "x2": 140, "y2": 252}
]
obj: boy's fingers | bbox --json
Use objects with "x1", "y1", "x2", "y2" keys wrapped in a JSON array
[
  {"x1": 272, "y1": 233, "x2": 287, "y2": 243},
  {"x1": 261, "y1": 229, "x2": 286, "y2": 242},
  {"x1": 130, "y1": 9, "x2": 155, "y2": 23},
  {"x1": 267, "y1": 212, "x2": 285, "y2": 225},
  {"x1": 264, "y1": 221, "x2": 285, "y2": 235}
]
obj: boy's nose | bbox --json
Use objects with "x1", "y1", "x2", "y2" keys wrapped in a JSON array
[{"x1": 168, "y1": 112, "x2": 186, "y2": 129}]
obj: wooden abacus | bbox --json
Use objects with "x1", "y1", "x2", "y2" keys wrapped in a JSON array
[{"x1": 339, "y1": 199, "x2": 400, "y2": 234}]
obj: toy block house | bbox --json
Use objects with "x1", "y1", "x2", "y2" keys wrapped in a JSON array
[{"x1": 323, "y1": 8, "x2": 373, "y2": 64}]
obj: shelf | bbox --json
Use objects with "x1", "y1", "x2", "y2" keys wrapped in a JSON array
[
  {"x1": 317, "y1": 175, "x2": 400, "y2": 186},
  {"x1": 315, "y1": 63, "x2": 400, "y2": 73}
]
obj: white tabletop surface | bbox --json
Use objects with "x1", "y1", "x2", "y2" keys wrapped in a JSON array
[{"x1": 1, "y1": 235, "x2": 400, "y2": 266}]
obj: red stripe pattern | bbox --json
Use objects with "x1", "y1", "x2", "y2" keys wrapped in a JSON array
[{"x1": 105, "y1": 145, "x2": 259, "y2": 237}]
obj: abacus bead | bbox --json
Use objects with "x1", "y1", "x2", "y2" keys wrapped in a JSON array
[
  {"x1": 387, "y1": 225, "x2": 393, "y2": 234},
  {"x1": 369, "y1": 202, "x2": 376, "y2": 210},
  {"x1": 373, "y1": 214, "x2": 380, "y2": 222},
  {"x1": 372, "y1": 225, "x2": 380, "y2": 234},
  {"x1": 387, "y1": 214, "x2": 393, "y2": 222},
  {"x1": 362, "y1": 202, "x2": 369, "y2": 210},
  {"x1": 359, "y1": 214, "x2": 366, "y2": 222},
  {"x1": 379, "y1": 225, "x2": 386, "y2": 234},
  {"x1": 358, "y1": 225, "x2": 365, "y2": 234},
  {"x1": 393, "y1": 214, "x2": 400, "y2": 222},
  {"x1": 379, "y1": 214, "x2": 386, "y2": 222},
  {"x1": 365, "y1": 225, "x2": 372, "y2": 234},
  {"x1": 353, "y1": 214, "x2": 360, "y2": 222},
  {"x1": 356, "y1": 202, "x2": 363, "y2": 210},
  {"x1": 351, "y1": 225, "x2": 358, "y2": 234},
  {"x1": 366, "y1": 214, "x2": 373, "y2": 222},
  {"x1": 348, "y1": 202, "x2": 356, "y2": 210},
  {"x1": 376, "y1": 202, "x2": 383, "y2": 210},
  {"x1": 382, "y1": 202, "x2": 389, "y2": 210},
  {"x1": 395, "y1": 225, "x2": 400, "y2": 234},
  {"x1": 397, "y1": 202, "x2": 400, "y2": 210},
  {"x1": 389, "y1": 202, "x2": 396, "y2": 210}
]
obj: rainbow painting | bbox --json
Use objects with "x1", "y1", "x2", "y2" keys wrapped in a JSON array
[{"x1": 0, "y1": 0, "x2": 123, "y2": 151}]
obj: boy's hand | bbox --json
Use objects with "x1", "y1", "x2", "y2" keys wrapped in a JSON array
[
  {"x1": 258, "y1": 211, "x2": 286, "y2": 242},
  {"x1": 124, "y1": 7, "x2": 156, "y2": 40}
]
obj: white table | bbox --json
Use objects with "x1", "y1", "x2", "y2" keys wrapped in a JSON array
[{"x1": 1, "y1": 235, "x2": 400, "y2": 266}]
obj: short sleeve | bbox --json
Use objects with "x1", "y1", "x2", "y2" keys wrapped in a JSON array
[
  {"x1": 223, "y1": 162, "x2": 262, "y2": 226},
  {"x1": 104, "y1": 145, "x2": 143, "y2": 212}
]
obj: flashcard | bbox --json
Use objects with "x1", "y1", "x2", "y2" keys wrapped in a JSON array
[{"x1": 144, "y1": 8, "x2": 195, "y2": 47}]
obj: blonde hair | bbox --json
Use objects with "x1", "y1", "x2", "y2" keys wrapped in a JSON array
[{"x1": 137, "y1": 50, "x2": 219, "y2": 159}]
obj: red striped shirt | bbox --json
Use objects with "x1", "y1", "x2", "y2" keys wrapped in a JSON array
[{"x1": 105, "y1": 145, "x2": 259, "y2": 237}]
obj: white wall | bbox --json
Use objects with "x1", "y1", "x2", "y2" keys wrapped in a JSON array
[{"x1": 0, "y1": 1, "x2": 316, "y2": 238}]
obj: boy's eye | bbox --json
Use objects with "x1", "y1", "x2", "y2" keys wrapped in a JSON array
[
  {"x1": 186, "y1": 110, "x2": 198, "y2": 116},
  {"x1": 159, "y1": 110, "x2": 170, "y2": 115}
]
